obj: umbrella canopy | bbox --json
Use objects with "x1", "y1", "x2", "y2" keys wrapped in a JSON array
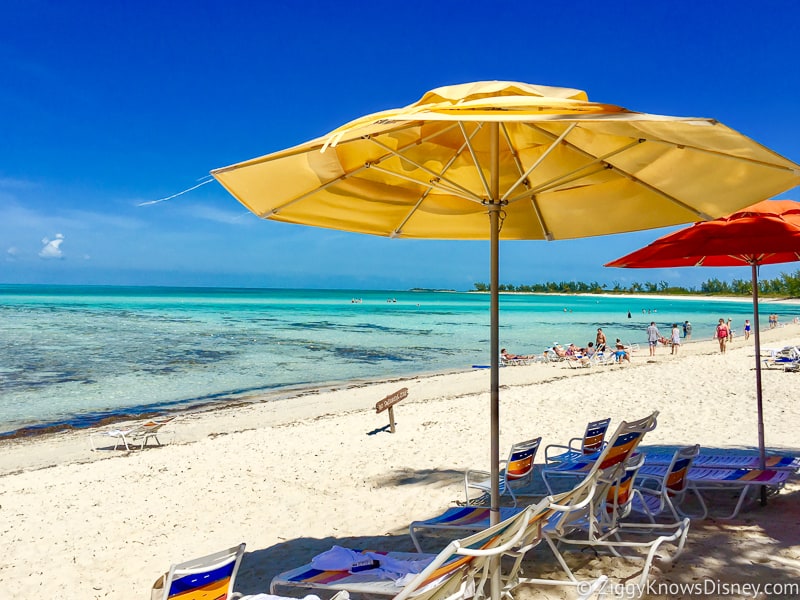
[
  {"x1": 605, "y1": 199, "x2": 800, "y2": 268},
  {"x1": 211, "y1": 82, "x2": 800, "y2": 564},
  {"x1": 605, "y1": 199, "x2": 800, "y2": 484},
  {"x1": 213, "y1": 81, "x2": 800, "y2": 240}
]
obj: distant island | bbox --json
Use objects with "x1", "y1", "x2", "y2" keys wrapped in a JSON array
[{"x1": 472, "y1": 268, "x2": 800, "y2": 298}]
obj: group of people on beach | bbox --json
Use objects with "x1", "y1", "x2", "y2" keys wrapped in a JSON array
[
  {"x1": 647, "y1": 315, "x2": 765, "y2": 355},
  {"x1": 646, "y1": 318, "x2": 732, "y2": 355},
  {"x1": 506, "y1": 311, "x2": 790, "y2": 365},
  {"x1": 502, "y1": 326, "x2": 633, "y2": 365},
  {"x1": 539, "y1": 329, "x2": 631, "y2": 364},
  {"x1": 714, "y1": 317, "x2": 754, "y2": 353}
]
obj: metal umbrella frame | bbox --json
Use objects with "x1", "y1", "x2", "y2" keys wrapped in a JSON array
[
  {"x1": 212, "y1": 81, "x2": 800, "y2": 597},
  {"x1": 606, "y1": 199, "x2": 800, "y2": 489}
]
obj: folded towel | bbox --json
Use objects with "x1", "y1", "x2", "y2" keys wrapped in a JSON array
[
  {"x1": 243, "y1": 595, "x2": 322, "y2": 600},
  {"x1": 310, "y1": 546, "x2": 434, "y2": 584}
]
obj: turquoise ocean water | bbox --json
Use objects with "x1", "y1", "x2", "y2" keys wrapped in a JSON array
[{"x1": 2, "y1": 284, "x2": 799, "y2": 436}]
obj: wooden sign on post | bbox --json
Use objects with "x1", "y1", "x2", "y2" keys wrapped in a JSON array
[{"x1": 375, "y1": 387, "x2": 408, "y2": 433}]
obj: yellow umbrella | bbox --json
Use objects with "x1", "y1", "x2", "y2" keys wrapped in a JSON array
[{"x1": 212, "y1": 82, "x2": 799, "y2": 584}]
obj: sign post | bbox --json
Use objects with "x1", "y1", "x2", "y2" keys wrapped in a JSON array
[{"x1": 375, "y1": 387, "x2": 408, "y2": 433}]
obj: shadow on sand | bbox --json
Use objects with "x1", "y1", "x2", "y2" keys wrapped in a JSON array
[{"x1": 234, "y1": 452, "x2": 800, "y2": 598}]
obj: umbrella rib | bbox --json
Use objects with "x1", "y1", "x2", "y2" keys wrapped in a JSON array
[
  {"x1": 504, "y1": 138, "x2": 641, "y2": 203},
  {"x1": 391, "y1": 130, "x2": 482, "y2": 237},
  {"x1": 265, "y1": 123, "x2": 467, "y2": 216},
  {"x1": 500, "y1": 123, "x2": 527, "y2": 184},
  {"x1": 367, "y1": 163, "x2": 484, "y2": 204},
  {"x1": 498, "y1": 124, "x2": 554, "y2": 240},
  {"x1": 459, "y1": 121, "x2": 493, "y2": 200},
  {"x1": 265, "y1": 168, "x2": 369, "y2": 216},
  {"x1": 506, "y1": 164, "x2": 611, "y2": 204},
  {"x1": 364, "y1": 135, "x2": 483, "y2": 203},
  {"x1": 527, "y1": 195, "x2": 553, "y2": 241},
  {"x1": 501, "y1": 124, "x2": 577, "y2": 202},
  {"x1": 523, "y1": 124, "x2": 713, "y2": 220},
  {"x1": 646, "y1": 139, "x2": 800, "y2": 174}
]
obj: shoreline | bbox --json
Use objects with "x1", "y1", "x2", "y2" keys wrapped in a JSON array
[
  {"x1": 495, "y1": 290, "x2": 800, "y2": 304},
  {"x1": 3, "y1": 319, "x2": 798, "y2": 443},
  {"x1": 0, "y1": 365, "x2": 466, "y2": 442},
  {"x1": 3, "y1": 322, "x2": 799, "y2": 476}
]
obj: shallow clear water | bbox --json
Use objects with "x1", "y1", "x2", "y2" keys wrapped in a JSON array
[{"x1": 2, "y1": 284, "x2": 798, "y2": 435}]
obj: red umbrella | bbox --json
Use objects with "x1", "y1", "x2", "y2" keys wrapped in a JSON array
[{"x1": 605, "y1": 199, "x2": 800, "y2": 490}]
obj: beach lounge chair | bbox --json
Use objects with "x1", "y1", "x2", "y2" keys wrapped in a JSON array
[
  {"x1": 463, "y1": 437, "x2": 541, "y2": 507},
  {"x1": 589, "y1": 351, "x2": 616, "y2": 366},
  {"x1": 762, "y1": 345, "x2": 800, "y2": 369},
  {"x1": 270, "y1": 502, "x2": 538, "y2": 600},
  {"x1": 540, "y1": 413, "x2": 657, "y2": 495},
  {"x1": 636, "y1": 463, "x2": 791, "y2": 519},
  {"x1": 406, "y1": 483, "x2": 598, "y2": 589},
  {"x1": 544, "y1": 345, "x2": 567, "y2": 362},
  {"x1": 412, "y1": 413, "x2": 685, "y2": 592},
  {"x1": 544, "y1": 418, "x2": 611, "y2": 465},
  {"x1": 642, "y1": 449, "x2": 800, "y2": 471},
  {"x1": 151, "y1": 542, "x2": 245, "y2": 600},
  {"x1": 565, "y1": 355, "x2": 592, "y2": 368},
  {"x1": 90, "y1": 416, "x2": 175, "y2": 451},
  {"x1": 632, "y1": 445, "x2": 700, "y2": 522},
  {"x1": 523, "y1": 415, "x2": 689, "y2": 592},
  {"x1": 500, "y1": 352, "x2": 545, "y2": 366}
]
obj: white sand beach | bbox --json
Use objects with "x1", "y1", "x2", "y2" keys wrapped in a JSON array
[{"x1": 2, "y1": 325, "x2": 800, "y2": 599}]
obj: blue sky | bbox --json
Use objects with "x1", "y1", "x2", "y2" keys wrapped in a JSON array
[{"x1": 2, "y1": 0, "x2": 799, "y2": 291}]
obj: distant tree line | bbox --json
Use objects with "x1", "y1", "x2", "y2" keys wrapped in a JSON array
[{"x1": 472, "y1": 269, "x2": 800, "y2": 298}]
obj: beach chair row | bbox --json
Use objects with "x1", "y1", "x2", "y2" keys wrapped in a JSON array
[
  {"x1": 152, "y1": 412, "x2": 797, "y2": 600},
  {"x1": 153, "y1": 412, "x2": 678, "y2": 600}
]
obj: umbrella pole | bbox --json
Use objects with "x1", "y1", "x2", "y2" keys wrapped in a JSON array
[
  {"x1": 488, "y1": 123, "x2": 502, "y2": 600},
  {"x1": 489, "y1": 204, "x2": 500, "y2": 526},
  {"x1": 751, "y1": 262, "x2": 767, "y2": 506}
]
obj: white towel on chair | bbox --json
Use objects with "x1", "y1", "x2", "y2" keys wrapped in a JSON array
[
  {"x1": 243, "y1": 595, "x2": 321, "y2": 600},
  {"x1": 310, "y1": 546, "x2": 433, "y2": 584}
]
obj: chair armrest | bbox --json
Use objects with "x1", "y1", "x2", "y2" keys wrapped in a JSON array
[
  {"x1": 464, "y1": 468, "x2": 492, "y2": 504},
  {"x1": 545, "y1": 442, "x2": 586, "y2": 464},
  {"x1": 635, "y1": 472, "x2": 665, "y2": 489}
]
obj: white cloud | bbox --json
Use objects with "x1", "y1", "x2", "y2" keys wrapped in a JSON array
[
  {"x1": 6, "y1": 246, "x2": 19, "y2": 260},
  {"x1": 39, "y1": 233, "x2": 65, "y2": 259}
]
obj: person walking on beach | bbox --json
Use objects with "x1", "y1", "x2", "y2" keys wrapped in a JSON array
[
  {"x1": 744, "y1": 319, "x2": 752, "y2": 340},
  {"x1": 671, "y1": 323, "x2": 681, "y2": 355},
  {"x1": 727, "y1": 318, "x2": 734, "y2": 343},
  {"x1": 646, "y1": 321, "x2": 660, "y2": 356},
  {"x1": 596, "y1": 328, "x2": 607, "y2": 352},
  {"x1": 716, "y1": 318, "x2": 729, "y2": 353}
]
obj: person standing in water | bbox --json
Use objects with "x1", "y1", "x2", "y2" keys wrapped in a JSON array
[{"x1": 744, "y1": 319, "x2": 752, "y2": 340}]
